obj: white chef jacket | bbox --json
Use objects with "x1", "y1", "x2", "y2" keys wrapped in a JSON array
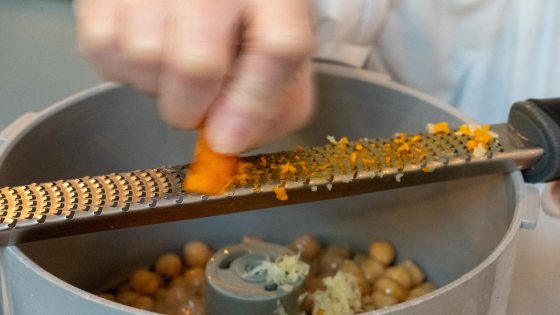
[{"x1": 314, "y1": 0, "x2": 560, "y2": 123}]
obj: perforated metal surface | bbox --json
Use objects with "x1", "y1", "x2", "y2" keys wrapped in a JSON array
[
  {"x1": 0, "y1": 166, "x2": 183, "y2": 225},
  {"x1": 0, "y1": 123, "x2": 543, "y2": 244}
]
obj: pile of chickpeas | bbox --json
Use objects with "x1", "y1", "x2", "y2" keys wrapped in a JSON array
[
  {"x1": 94, "y1": 236, "x2": 435, "y2": 314},
  {"x1": 95, "y1": 240, "x2": 212, "y2": 315},
  {"x1": 292, "y1": 236, "x2": 436, "y2": 312}
]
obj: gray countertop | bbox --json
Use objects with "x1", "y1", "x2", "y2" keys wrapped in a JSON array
[{"x1": 1, "y1": 1, "x2": 559, "y2": 314}]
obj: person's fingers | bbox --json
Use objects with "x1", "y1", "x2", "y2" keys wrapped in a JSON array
[
  {"x1": 76, "y1": 0, "x2": 315, "y2": 151},
  {"x1": 206, "y1": 60, "x2": 314, "y2": 154},
  {"x1": 157, "y1": 0, "x2": 240, "y2": 129},
  {"x1": 118, "y1": 0, "x2": 168, "y2": 93},
  {"x1": 260, "y1": 61, "x2": 315, "y2": 144},
  {"x1": 205, "y1": 0, "x2": 314, "y2": 154},
  {"x1": 75, "y1": 0, "x2": 126, "y2": 82}
]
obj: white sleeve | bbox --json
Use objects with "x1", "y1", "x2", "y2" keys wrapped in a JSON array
[
  {"x1": 313, "y1": 0, "x2": 391, "y2": 45},
  {"x1": 375, "y1": 0, "x2": 560, "y2": 122},
  {"x1": 312, "y1": 0, "x2": 560, "y2": 123}
]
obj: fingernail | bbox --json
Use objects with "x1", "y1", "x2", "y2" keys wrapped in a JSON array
[{"x1": 207, "y1": 111, "x2": 265, "y2": 154}]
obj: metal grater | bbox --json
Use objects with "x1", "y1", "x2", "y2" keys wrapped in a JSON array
[{"x1": 0, "y1": 99, "x2": 558, "y2": 245}]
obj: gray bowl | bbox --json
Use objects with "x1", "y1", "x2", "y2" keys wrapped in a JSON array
[{"x1": 0, "y1": 64, "x2": 538, "y2": 314}]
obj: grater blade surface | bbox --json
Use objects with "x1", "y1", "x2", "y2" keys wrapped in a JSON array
[{"x1": 0, "y1": 123, "x2": 544, "y2": 245}]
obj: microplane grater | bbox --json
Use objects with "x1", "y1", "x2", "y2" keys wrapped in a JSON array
[{"x1": 0, "y1": 98, "x2": 558, "y2": 245}]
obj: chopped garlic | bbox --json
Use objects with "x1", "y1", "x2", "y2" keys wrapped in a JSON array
[
  {"x1": 312, "y1": 271, "x2": 362, "y2": 315},
  {"x1": 426, "y1": 123, "x2": 435, "y2": 134},
  {"x1": 310, "y1": 185, "x2": 318, "y2": 192},
  {"x1": 395, "y1": 173, "x2": 404, "y2": 182},
  {"x1": 248, "y1": 254, "x2": 309, "y2": 293},
  {"x1": 326, "y1": 183, "x2": 333, "y2": 191},
  {"x1": 326, "y1": 135, "x2": 337, "y2": 144},
  {"x1": 472, "y1": 143, "x2": 488, "y2": 158},
  {"x1": 273, "y1": 300, "x2": 288, "y2": 315}
]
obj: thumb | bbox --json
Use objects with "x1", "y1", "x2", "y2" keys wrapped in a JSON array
[{"x1": 204, "y1": 0, "x2": 314, "y2": 154}]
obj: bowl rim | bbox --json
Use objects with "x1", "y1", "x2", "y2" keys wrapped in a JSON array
[{"x1": 0, "y1": 63, "x2": 527, "y2": 314}]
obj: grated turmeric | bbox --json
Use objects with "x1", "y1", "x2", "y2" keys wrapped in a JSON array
[
  {"x1": 427, "y1": 122, "x2": 450, "y2": 134},
  {"x1": 184, "y1": 123, "x2": 498, "y2": 199},
  {"x1": 183, "y1": 131, "x2": 239, "y2": 196},
  {"x1": 273, "y1": 186, "x2": 288, "y2": 201}
]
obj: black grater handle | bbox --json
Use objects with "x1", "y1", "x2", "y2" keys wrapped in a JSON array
[{"x1": 509, "y1": 98, "x2": 560, "y2": 183}]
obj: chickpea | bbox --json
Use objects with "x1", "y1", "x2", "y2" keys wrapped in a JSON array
[
  {"x1": 154, "y1": 292, "x2": 167, "y2": 314},
  {"x1": 371, "y1": 291, "x2": 398, "y2": 309},
  {"x1": 130, "y1": 269, "x2": 162, "y2": 296},
  {"x1": 183, "y1": 241, "x2": 213, "y2": 268},
  {"x1": 154, "y1": 303, "x2": 169, "y2": 315},
  {"x1": 170, "y1": 276, "x2": 187, "y2": 288},
  {"x1": 173, "y1": 296, "x2": 206, "y2": 315},
  {"x1": 160, "y1": 286, "x2": 192, "y2": 310},
  {"x1": 131, "y1": 295, "x2": 155, "y2": 312},
  {"x1": 155, "y1": 288, "x2": 168, "y2": 303},
  {"x1": 117, "y1": 283, "x2": 132, "y2": 294},
  {"x1": 360, "y1": 258, "x2": 385, "y2": 284},
  {"x1": 116, "y1": 291, "x2": 140, "y2": 306},
  {"x1": 307, "y1": 258, "x2": 321, "y2": 278},
  {"x1": 384, "y1": 266, "x2": 412, "y2": 289},
  {"x1": 95, "y1": 293, "x2": 115, "y2": 301},
  {"x1": 400, "y1": 260, "x2": 425, "y2": 287},
  {"x1": 407, "y1": 282, "x2": 436, "y2": 300},
  {"x1": 319, "y1": 251, "x2": 345, "y2": 277},
  {"x1": 374, "y1": 276, "x2": 407, "y2": 302},
  {"x1": 302, "y1": 293, "x2": 315, "y2": 315},
  {"x1": 369, "y1": 241, "x2": 395, "y2": 266},
  {"x1": 184, "y1": 267, "x2": 206, "y2": 290},
  {"x1": 324, "y1": 245, "x2": 351, "y2": 259},
  {"x1": 353, "y1": 254, "x2": 369, "y2": 266},
  {"x1": 290, "y1": 235, "x2": 322, "y2": 262},
  {"x1": 338, "y1": 260, "x2": 371, "y2": 295},
  {"x1": 361, "y1": 294, "x2": 376, "y2": 311},
  {"x1": 155, "y1": 253, "x2": 183, "y2": 279},
  {"x1": 304, "y1": 277, "x2": 326, "y2": 293}
]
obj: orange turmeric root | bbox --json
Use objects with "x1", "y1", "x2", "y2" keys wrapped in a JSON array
[{"x1": 183, "y1": 130, "x2": 239, "y2": 195}]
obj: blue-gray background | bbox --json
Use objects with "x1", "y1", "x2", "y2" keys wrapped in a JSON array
[{"x1": 0, "y1": 0, "x2": 100, "y2": 129}]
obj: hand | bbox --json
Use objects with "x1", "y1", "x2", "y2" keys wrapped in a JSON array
[{"x1": 75, "y1": 0, "x2": 315, "y2": 154}]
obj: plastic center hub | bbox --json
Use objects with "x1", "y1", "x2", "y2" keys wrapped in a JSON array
[
  {"x1": 231, "y1": 254, "x2": 269, "y2": 283},
  {"x1": 205, "y1": 242, "x2": 304, "y2": 315}
]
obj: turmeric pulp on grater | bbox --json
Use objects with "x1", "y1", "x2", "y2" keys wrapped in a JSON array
[{"x1": 183, "y1": 130, "x2": 238, "y2": 196}]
